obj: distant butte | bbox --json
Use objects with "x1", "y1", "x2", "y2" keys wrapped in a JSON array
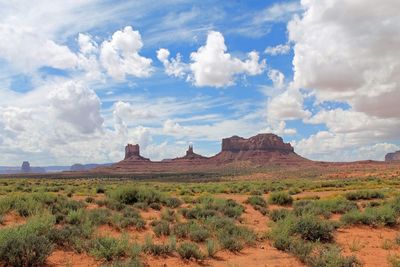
[
  {"x1": 94, "y1": 133, "x2": 308, "y2": 173},
  {"x1": 385, "y1": 151, "x2": 400, "y2": 162}
]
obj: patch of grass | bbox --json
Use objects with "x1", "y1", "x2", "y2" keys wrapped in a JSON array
[
  {"x1": 177, "y1": 242, "x2": 203, "y2": 260},
  {"x1": 217, "y1": 223, "x2": 256, "y2": 252},
  {"x1": 90, "y1": 236, "x2": 128, "y2": 261},
  {"x1": 188, "y1": 224, "x2": 210, "y2": 242},
  {"x1": 269, "y1": 209, "x2": 291, "y2": 222},
  {"x1": 293, "y1": 198, "x2": 357, "y2": 218},
  {"x1": 293, "y1": 215, "x2": 335, "y2": 242},
  {"x1": 341, "y1": 205, "x2": 397, "y2": 227},
  {"x1": 269, "y1": 191, "x2": 293, "y2": 206},
  {"x1": 142, "y1": 235, "x2": 174, "y2": 256},
  {"x1": 151, "y1": 220, "x2": 170, "y2": 237},
  {"x1": 0, "y1": 215, "x2": 55, "y2": 267},
  {"x1": 206, "y1": 239, "x2": 218, "y2": 258},
  {"x1": 245, "y1": 195, "x2": 268, "y2": 215},
  {"x1": 344, "y1": 190, "x2": 385, "y2": 201}
]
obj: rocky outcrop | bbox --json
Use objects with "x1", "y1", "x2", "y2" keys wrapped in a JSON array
[
  {"x1": 167, "y1": 145, "x2": 208, "y2": 162},
  {"x1": 96, "y1": 133, "x2": 307, "y2": 174},
  {"x1": 21, "y1": 161, "x2": 31, "y2": 173},
  {"x1": 124, "y1": 144, "x2": 149, "y2": 161},
  {"x1": 221, "y1": 134, "x2": 294, "y2": 153},
  {"x1": 385, "y1": 151, "x2": 400, "y2": 162}
]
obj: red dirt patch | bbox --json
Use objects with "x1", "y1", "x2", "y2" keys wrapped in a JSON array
[
  {"x1": 0, "y1": 212, "x2": 26, "y2": 228},
  {"x1": 336, "y1": 225, "x2": 400, "y2": 267},
  {"x1": 46, "y1": 250, "x2": 99, "y2": 267},
  {"x1": 241, "y1": 204, "x2": 270, "y2": 232},
  {"x1": 209, "y1": 241, "x2": 305, "y2": 267}
]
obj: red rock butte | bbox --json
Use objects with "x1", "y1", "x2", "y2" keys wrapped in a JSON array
[
  {"x1": 95, "y1": 133, "x2": 309, "y2": 173},
  {"x1": 386, "y1": 151, "x2": 400, "y2": 162}
]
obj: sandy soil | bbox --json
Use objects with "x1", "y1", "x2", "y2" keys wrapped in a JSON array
[
  {"x1": 0, "y1": 212, "x2": 26, "y2": 228},
  {"x1": 46, "y1": 250, "x2": 99, "y2": 267},
  {"x1": 336, "y1": 225, "x2": 400, "y2": 267}
]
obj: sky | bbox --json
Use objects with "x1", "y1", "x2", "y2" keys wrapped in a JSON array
[{"x1": 0, "y1": 0, "x2": 399, "y2": 165}]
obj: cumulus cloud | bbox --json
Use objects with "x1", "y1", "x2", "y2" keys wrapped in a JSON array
[
  {"x1": 156, "y1": 48, "x2": 187, "y2": 78},
  {"x1": 281, "y1": 0, "x2": 400, "y2": 161},
  {"x1": 268, "y1": 69, "x2": 285, "y2": 89},
  {"x1": 267, "y1": 89, "x2": 310, "y2": 121},
  {"x1": 100, "y1": 26, "x2": 153, "y2": 80},
  {"x1": 48, "y1": 81, "x2": 104, "y2": 134},
  {"x1": 288, "y1": 0, "x2": 400, "y2": 119},
  {"x1": 264, "y1": 44, "x2": 291, "y2": 56},
  {"x1": 0, "y1": 25, "x2": 78, "y2": 72},
  {"x1": 189, "y1": 31, "x2": 266, "y2": 87}
]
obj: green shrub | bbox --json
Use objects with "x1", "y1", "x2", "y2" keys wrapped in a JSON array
[
  {"x1": 172, "y1": 222, "x2": 190, "y2": 238},
  {"x1": 152, "y1": 220, "x2": 170, "y2": 237},
  {"x1": 90, "y1": 236, "x2": 128, "y2": 261},
  {"x1": 88, "y1": 208, "x2": 111, "y2": 226},
  {"x1": 246, "y1": 196, "x2": 267, "y2": 208},
  {"x1": 217, "y1": 224, "x2": 256, "y2": 252},
  {"x1": 149, "y1": 203, "x2": 162, "y2": 210},
  {"x1": 164, "y1": 197, "x2": 182, "y2": 208},
  {"x1": 344, "y1": 190, "x2": 385, "y2": 201},
  {"x1": 85, "y1": 196, "x2": 95, "y2": 203},
  {"x1": 177, "y1": 242, "x2": 203, "y2": 260},
  {"x1": 294, "y1": 198, "x2": 357, "y2": 218},
  {"x1": 110, "y1": 187, "x2": 164, "y2": 206},
  {"x1": 142, "y1": 235, "x2": 174, "y2": 256},
  {"x1": 0, "y1": 215, "x2": 55, "y2": 267},
  {"x1": 206, "y1": 239, "x2": 218, "y2": 258},
  {"x1": 307, "y1": 245, "x2": 361, "y2": 267},
  {"x1": 341, "y1": 205, "x2": 397, "y2": 227},
  {"x1": 288, "y1": 188, "x2": 302, "y2": 195},
  {"x1": 66, "y1": 209, "x2": 86, "y2": 225},
  {"x1": 269, "y1": 209, "x2": 291, "y2": 222},
  {"x1": 269, "y1": 191, "x2": 293, "y2": 205},
  {"x1": 96, "y1": 186, "x2": 106, "y2": 194},
  {"x1": 188, "y1": 224, "x2": 210, "y2": 242},
  {"x1": 294, "y1": 215, "x2": 334, "y2": 242}
]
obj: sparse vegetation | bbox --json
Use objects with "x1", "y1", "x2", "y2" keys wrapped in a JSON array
[{"x1": 269, "y1": 191, "x2": 293, "y2": 205}]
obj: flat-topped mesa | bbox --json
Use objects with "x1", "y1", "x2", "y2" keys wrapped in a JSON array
[
  {"x1": 221, "y1": 133, "x2": 294, "y2": 153},
  {"x1": 124, "y1": 144, "x2": 149, "y2": 161},
  {"x1": 385, "y1": 151, "x2": 400, "y2": 162}
]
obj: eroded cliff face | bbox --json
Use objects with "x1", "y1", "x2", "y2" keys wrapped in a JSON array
[
  {"x1": 221, "y1": 134, "x2": 294, "y2": 153},
  {"x1": 96, "y1": 133, "x2": 306, "y2": 173},
  {"x1": 385, "y1": 151, "x2": 400, "y2": 162},
  {"x1": 124, "y1": 144, "x2": 149, "y2": 161}
]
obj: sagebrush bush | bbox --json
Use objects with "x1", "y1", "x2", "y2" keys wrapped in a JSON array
[
  {"x1": 152, "y1": 220, "x2": 170, "y2": 237},
  {"x1": 269, "y1": 209, "x2": 291, "y2": 222},
  {"x1": 110, "y1": 187, "x2": 165, "y2": 206},
  {"x1": 90, "y1": 236, "x2": 128, "y2": 261},
  {"x1": 341, "y1": 205, "x2": 397, "y2": 227},
  {"x1": 87, "y1": 208, "x2": 111, "y2": 226},
  {"x1": 142, "y1": 235, "x2": 174, "y2": 256},
  {"x1": 188, "y1": 224, "x2": 210, "y2": 242},
  {"x1": 177, "y1": 242, "x2": 203, "y2": 260},
  {"x1": 293, "y1": 198, "x2": 357, "y2": 218},
  {"x1": 294, "y1": 215, "x2": 334, "y2": 242},
  {"x1": 269, "y1": 191, "x2": 293, "y2": 205},
  {"x1": 206, "y1": 239, "x2": 218, "y2": 257},
  {"x1": 246, "y1": 195, "x2": 267, "y2": 208},
  {"x1": 217, "y1": 224, "x2": 256, "y2": 252},
  {"x1": 344, "y1": 190, "x2": 385, "y2": 201},
  {"x1": 164, "y1": 197, "x2": 182, "y2": 208},
  {"x1": 0, "y1": 215, "x2": 55, "y2": 267}
]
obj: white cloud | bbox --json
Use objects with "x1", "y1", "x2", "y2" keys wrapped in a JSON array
[
  {"x1": 265, "y1": 44, "x2": 291, "y2": 56},
  {"x1": 267, "y1": 89, "x2": 310, "y2": 121},
  {"x1": 268, "y1": 69, "x2": 285, "y2": 89},
  {"x1": 0, "y1": 25, "x2": 78, "y2": 72},
  {"x1": 253, "y1": 2, "x2": 302, "y2": 23},
  {"x1": 78, "y1": 33, "x2": 97, "y2": 55},
  {"x1": 189, "y1": 31, "x2": 266, "y2": 87},
  {"x1": 156, "y1": 48, "x2": 188, "y2": 78},
  {"x1": 288, "y1": 0, "x2": 400, "y2": 119},
  {"x1": 262, "y1": 121, "x2": 297, "y2": 136},
  {"x1": 100, "y1": 26, "x2": 153, "y2": 80},
  {"x1": 48, "y1": 81, "x2": 103, "y2": 134}
]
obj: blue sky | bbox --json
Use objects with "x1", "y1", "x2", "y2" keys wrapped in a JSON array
[{"x1": 0, "y1": 0, "x2": 399, "y2": 165}]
